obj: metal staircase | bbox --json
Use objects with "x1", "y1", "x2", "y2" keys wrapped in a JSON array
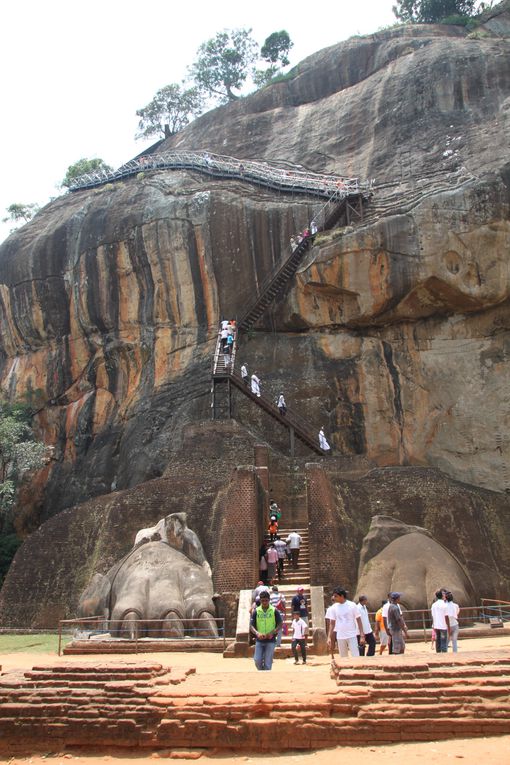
[
  {"x1": 238, "y1": 189, "x2": 366, "y2": 332},
  {"x1": 211, "y1": 327, "x2": 327, "y2": 456}
]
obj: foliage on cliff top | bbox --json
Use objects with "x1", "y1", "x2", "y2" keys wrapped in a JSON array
[
  {"x1": 136, "y1": 84, "x2": 204, "y2": 140},
  {"x1": 392, "y1": 0, "x2": 491, "y2": 22},
  {"x1": 61, "y1": 158, "x2": 113, "y2": 188}
]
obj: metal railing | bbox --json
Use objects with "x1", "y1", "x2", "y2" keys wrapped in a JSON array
[
  {"x1": 367, "y1": 602, "x2": 510, "y2": 643},
  {"x1": 68, "y1": 149, "x2": 372, "y2": 199},
  {"x1": 58, "y1": 616, "x2": 226, "y2": 655}
]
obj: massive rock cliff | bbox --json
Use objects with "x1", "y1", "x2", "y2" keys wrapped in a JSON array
[{"x1": 1, "y1": 11, "x2": 510, "y2": 623}]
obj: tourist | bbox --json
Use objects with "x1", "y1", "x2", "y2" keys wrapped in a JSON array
[
  {"x1": 269, "y1": 500, "x2": 281, "y2": 520},
  {"x1": 241, "y1": 364, "x2": 249, "y2": 385},
  {"x1": 382, "y1": 591, "x2": 400, "y2": 654},
  {"x1": 356, "y1": 595, "x2": 376, "y2": 656},
  {"x1": 310, "y1": 220, "x2": 318, "y2": 236},
  {"x1": 253, "y1": 580, "x2": 266, "y2": 600},
  {"x1": 431, "y1": 589, "x2": 449, "y2": 653},
  {"x1": 290, "y1": 236, "x2": 298, "y2": 252},
  {"x1": 277, "y1": 393, "x2": 287, "y2": 416},
  {"x1": 386, "y1": 592, "x2": 408, "y2": 654},
  {"x1": 291, "y1": 611, "x2": 308, "y2": 665},
  {"x1": 374, "y1": 600, "x2": 389, "y2": 655},
  {"x1": 251, "y1": 373, "x2": 261, "y2": 397},
  {"x1": 327, "y1": 587, "x2": 365, "y2": 658},
  {"x1": 446, "y1": 591, "x2": 460, "y2": 652},
  {"x1": 221, "y1": 319, "x2": 229, "y2": 331},
  {"x1": 270, "y1": 585, "x2": 286, "y2": 647},
  {"x1": 268, "y1": 516, "x2": 279, "y2": 542},
  {"x1": 286, "y1": 530, "x2": 302, "y2": 568},
  {"x1": 266, "y1": 544, "x2": 279, "y2": 584},
  {"x1": 325, "y1": 595, "x2": 337, "y2": 658},
  {"x1": 319, "y1": 427, "x2": 331, "y2": 452},
  {"x1": 291, "y1": 586, "x2": 309, "y2": 626},
  {"x1": 274, "y1": 536, "x2": 287, "y2": 578},
  {"x1": 250, "y1": 590, "x2": 283, "y2": 671},
  {"x1": 259, "y1": 545, "x2": 268, "y2": 584}
]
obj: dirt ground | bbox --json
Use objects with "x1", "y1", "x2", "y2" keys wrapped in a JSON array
[{"x1": 1, "y1": 633, "x2": 509, "y2": 763}]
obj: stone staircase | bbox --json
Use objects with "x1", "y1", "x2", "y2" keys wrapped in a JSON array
[
  {"x1": 1, "y1": 654, "x2": 509, "y2": 751},
  {"x1": 274, "y1": 527, "x2": 314, "y2": 649}
]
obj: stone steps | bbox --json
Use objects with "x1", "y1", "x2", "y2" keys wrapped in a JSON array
[{"x1": 1, "y1": 656, "x2": 510, "y2": 752}]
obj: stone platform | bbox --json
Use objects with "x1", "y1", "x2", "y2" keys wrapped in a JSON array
[{"x1": 0, "y1": 653, "x2": 509, "y2": 752}]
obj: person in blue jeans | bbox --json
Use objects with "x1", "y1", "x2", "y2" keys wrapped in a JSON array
[{"x1": 250, "y1": 591, "x2": 283, "y2": 670}]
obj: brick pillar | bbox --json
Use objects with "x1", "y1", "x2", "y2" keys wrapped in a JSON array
[
  {"x1": 254, "y1": 444, "x2": 269, "y2": 490},
  {"x1": 214, "y1": 465, "x2": 266, "y2": 593},
  {"x1": 306, "y1": 463, "x2": 352, "y2": 593}
]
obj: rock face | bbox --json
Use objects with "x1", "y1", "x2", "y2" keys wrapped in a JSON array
[{"x1": 1, "y1": 11, "x2": 510, "y2": 623}]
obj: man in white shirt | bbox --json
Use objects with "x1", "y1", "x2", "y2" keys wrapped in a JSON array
[
  {"x1": 445, "y1": 591, "x2": 460, "y2": 652},
  {"x1": 327, "y1": 588, "x2": 365, "y2": 658},
  {"x1": 431, "y1": 589, "x2": 449, "y2": 653},
  {"x1": 356, "y1": 595, "x2": 375, "y2": 656},
  {"x1": 286, "y1": 531, "x2": 302, "y2": 568},
  {"x1": 291, "y1": 611, "x2": 308, "y2": 664},
  {"x1": 241, "y1": 364, "x2": 249, "y2": 385}
]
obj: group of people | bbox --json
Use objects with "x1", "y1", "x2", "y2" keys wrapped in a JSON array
[
  {"x1": 220, "y1": 319, "x2": 236, "y2": 366},
  {"x1": 250, "y1": 583, "x2": 310, "y2": 670},
  {"x1": 241, "y1": 364, "x2": 333, "y2": 451},
  {"x1": 289, "y1": 220, "x2": 318, "y2": 252},
  {"x1": 260, "y1": 506, "x2": 303, "y2": 585},
  {"x1": 326, "y1": 588, "x2": 461, "y2": 659}
]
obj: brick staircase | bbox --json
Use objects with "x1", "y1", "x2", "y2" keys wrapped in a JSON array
[
  {"x1": 1, "y1": 654, "x2": 509, "y2": 752},
  {"x1": 273, "y1": 527, "x2": 314, "y2": 649}
]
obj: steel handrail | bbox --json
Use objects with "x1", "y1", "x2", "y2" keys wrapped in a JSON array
[{"x1": 69, "y1": 149, "x2": 372, "y2": 199}]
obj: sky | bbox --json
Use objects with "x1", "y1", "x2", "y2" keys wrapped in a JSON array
[{"x1": 0, "y1": 0, "x2": 397, "y2": 244}]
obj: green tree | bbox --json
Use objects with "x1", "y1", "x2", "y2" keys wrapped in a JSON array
[
  {"x1": 393, "y1": 0, "x2": 480, "y2": 22},
  {"x1": 2, "y1": 202, "x2": 39, "y2": 228},
  {"x1": 0, "y1": 401, "x2": 47, "y2": 522},
  {"x1": 190, "y1": 28, "x2": 259, "y2": 103},
  {"x1": 61, "y1": 157, "x2": 113, "y2": 188},
  {"x1": 260, "y1": 31, "x2": 293, "y2": 67},
  {"x1": 135, "y1": 83, "x2": 204, "y2": 140},
  {"x1": 253, "y1": 30, "x2": 294, "y2": 88}
]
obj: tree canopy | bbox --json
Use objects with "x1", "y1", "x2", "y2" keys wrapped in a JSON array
[
  {"x1": 3, "y1": 202, "x2": 39, "y2": 224},
  {"x1": 189, "y1": 28, "x2": 259, "y2": 102},
  {"x1": 0, "y1": 401, "x2": 47, "y2": 522},
  {"x1": 136, "y1": 83, "x2": 204, "y2": 140},
  {"x1": 260, "y1": 31, "x2": 293, "y2": 67},
  {"x1": 61, "y1": 157, "x2": 113, "y2": 188},
  {"x1": 393, "y1": 0, "x2": 482, "y2": 22}
]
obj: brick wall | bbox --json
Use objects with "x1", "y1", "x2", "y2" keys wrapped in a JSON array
[
  {"x1": 306, "y1": 463, "x2": 354, "y2": 593},
  {"x1": 213, "y1": 466, "x2": 266, "y2": 594}
]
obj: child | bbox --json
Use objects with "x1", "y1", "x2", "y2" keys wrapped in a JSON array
[
  {"x1": 291, "y1": 611, "x2": 308, "y2": 665},
  {"x1": 430, "y1": 627, "x2": 436, "y2": 651}
]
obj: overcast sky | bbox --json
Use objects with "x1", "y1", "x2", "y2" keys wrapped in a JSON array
[{"x1": 0, "y1": 0, "x2": 397, "y2": 243}]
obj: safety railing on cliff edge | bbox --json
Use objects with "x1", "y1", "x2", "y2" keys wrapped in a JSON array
[{"x1": 68, "y1": 149, "x2": 373, "y2": 200}]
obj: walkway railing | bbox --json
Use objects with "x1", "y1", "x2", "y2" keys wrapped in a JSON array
[
  {"x1": 68, "y1": 149, "x2": 372, "y2": 200},
  {"x1": 237, "y1": 188, "x2": 351, "y2": 331},
  {"x1": 58, "y1": 616, "x2": 226, "y2": 655}
]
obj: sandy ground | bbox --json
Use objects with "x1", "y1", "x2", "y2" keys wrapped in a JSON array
[{"x1": 1, "y1": 633, "x2": 509, "y2": 763}]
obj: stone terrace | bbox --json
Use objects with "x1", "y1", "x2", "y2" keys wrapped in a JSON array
[{"x1": 0, "y1": 651, "x2": 509, "y2": 752}]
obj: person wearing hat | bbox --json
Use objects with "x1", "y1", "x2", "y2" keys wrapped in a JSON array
[
  {"x1": 291, "y1": 586, "x2": 309, "y2": 626},
  {"x1": 250, "y1": 590, "x2": 283, "y2": 670},
  {"x1": 386, "y1": 593, "x2": 408, "y2": 655}
]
